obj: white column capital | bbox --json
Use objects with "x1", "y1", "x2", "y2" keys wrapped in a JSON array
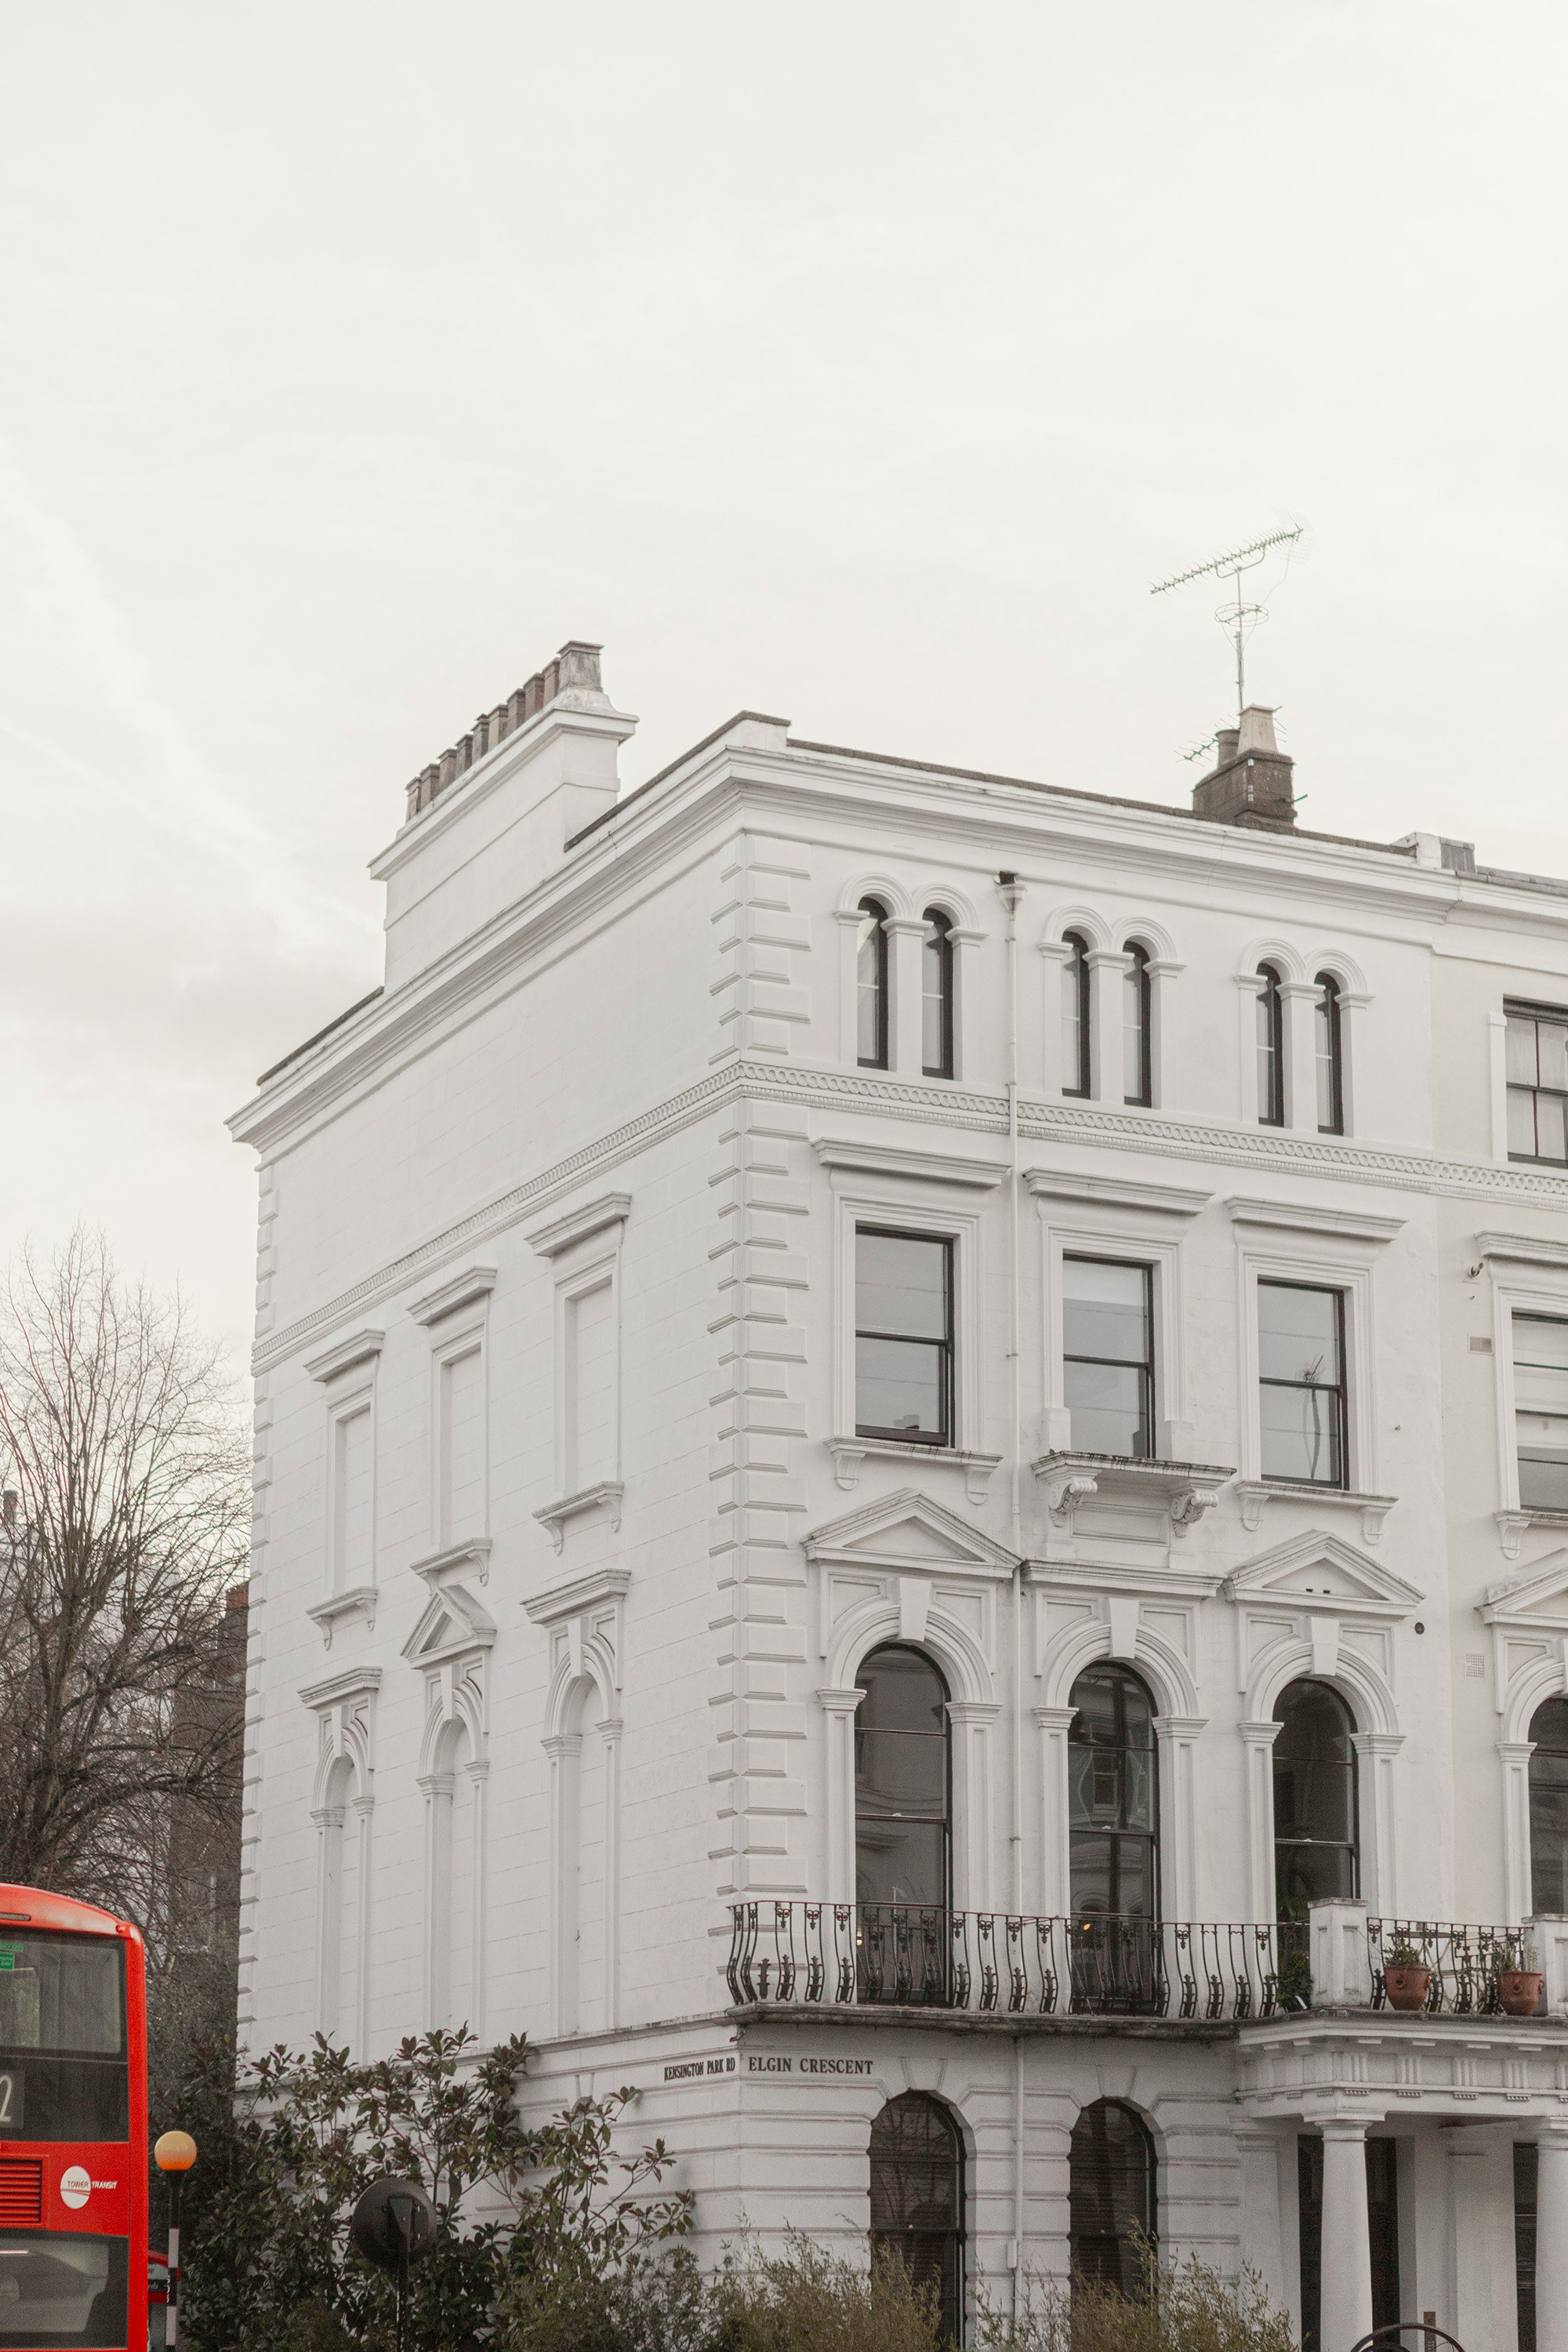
[{"x1": 818, "y1": 1685, "x2": 865, "y2": 1718}]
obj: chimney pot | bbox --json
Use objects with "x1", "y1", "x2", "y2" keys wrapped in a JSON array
[{"x1": 1192, "y1": 706, "x2": 1295, "y2": 829}]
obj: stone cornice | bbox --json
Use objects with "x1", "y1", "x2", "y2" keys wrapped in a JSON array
[{"x1": 251, "y1": 1059, "x2": 1568, "y2": 1376}]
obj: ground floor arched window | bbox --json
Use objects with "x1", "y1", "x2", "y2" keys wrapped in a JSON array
[
  {"x1": 869, "y1": 2092, "x2": 964, "y2": 2340},
  {"x1": 1069, "y1": 2097, "x2": 1155, "y2": 2295}
]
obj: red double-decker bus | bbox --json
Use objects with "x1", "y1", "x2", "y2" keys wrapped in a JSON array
[{"x1": 0, "y1": 1888, "x2": 147, "y2": 2352}]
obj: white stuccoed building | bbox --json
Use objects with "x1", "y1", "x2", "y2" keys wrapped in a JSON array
[{"x1": 230, "y1": 648, "x2": 1568, "y2": 2349}]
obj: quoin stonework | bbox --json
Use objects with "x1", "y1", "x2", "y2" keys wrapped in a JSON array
[{"x1": 230, "y1": 649, "x2": 1568, "y2": 2349}]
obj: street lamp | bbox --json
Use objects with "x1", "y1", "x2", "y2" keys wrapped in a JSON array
[{"x1": 153, "y1": 2131, "x2": 197, "y2": 2351}]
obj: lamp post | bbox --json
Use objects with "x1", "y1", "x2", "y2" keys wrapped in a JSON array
[{"x1": 153, "y1": 2131, "x2": 198, "y2": 2350}]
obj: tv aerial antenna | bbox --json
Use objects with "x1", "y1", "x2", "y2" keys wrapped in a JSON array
[{"x1": 1150, "y1": 524, "x2": 1304, "y2": 724}]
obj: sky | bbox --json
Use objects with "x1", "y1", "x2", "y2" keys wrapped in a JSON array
[{"x1": 2, "y1": 1, "x2": 1566, "y2": 1362}]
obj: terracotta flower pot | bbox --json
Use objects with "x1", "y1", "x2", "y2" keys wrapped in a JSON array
[
  {"x1": 1383, "y1": 1964, "x2": 1432, "y2": 2012},
  {"x1": 1495, "y1": 1969, "x2": 1544, "y2": 2017}
]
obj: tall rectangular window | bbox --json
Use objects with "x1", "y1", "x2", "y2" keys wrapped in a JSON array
[
  {"x1": 855, "y1": 1229, "x2": 953, "y2": 1444},
  {"x1": 1508, "y1": 1003, "x2": 1568, "y2": 1164},
  {"x1": 1515, "y1": 1314, "x2": 1568, "y2": 1511},
  {"x1": 564, "y1": 1278, "x2": 615, "y2": 1490},
  {"x1": 1256, "y1": 966, "x2": 1285, "y2": 1127},
  {"x1": 1258, "y1": 1281, "x2": 1347, "y2": 1487},
  {"x1": 1062, "y1": 1258, "x2": 1153, "y2": 1458},
  {"x1": 332, "y1": 1404, "x2": 372, "y2": 1590},
  {"x1": 1062, "y1": 935, "x2": 1091, "y2": 1097},
  {"x1": 440, "y1": 1345, "x2": 485, "y2": 1543}
]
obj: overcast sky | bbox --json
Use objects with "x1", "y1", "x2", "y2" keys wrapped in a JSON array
[{"x1": 3, "y1": 1, "x2": 1565, "y2": 1359}]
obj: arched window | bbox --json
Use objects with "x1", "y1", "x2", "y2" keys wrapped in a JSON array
[
  {"x1": 855, "y1": 1646, "x2": 950, "y2": 1916},
  {"x1": 1273, "y1": 1680, "x2": 1359, "y2": 1922},
  {"x1": 922, "y1": 909, "x2": 954, "y2": 1079},
  {"x1": 1069, "y1": 2099, "x2": 1156, "y2": 2296},
  {"x1": 1062, "y1": 932, "x2": 1091, "y2": 1097},
  {"x1": 1528, "y1": 1695, "x2": 1568, "y2": 1913},
  {"x1": 1315, "y1": 972, "x2": 1344, "y2": 1134},
  {"x1": 857, "y1": 898, "x2": 889, "y2": 1069},
  {"x1": 1069, "y1": 1665, "x2": 1160, "y2": 2011},
  {"x1": 869, "y1": 2093, "x2": 964, "y2": 2342},
  {"x1": 1123, "y1": 943, "x2": 1152, "y2": 1107},
  {"x1": 1257, "y1": 964, "x2": 1285, "y2": 1126}
]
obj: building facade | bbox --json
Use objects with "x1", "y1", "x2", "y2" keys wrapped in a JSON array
[{"x1": 230, "y1": 652, "x2": 1568, "y2": 2348}]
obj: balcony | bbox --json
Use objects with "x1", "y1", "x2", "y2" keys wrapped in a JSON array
[
  {"x1": 727, "y1": 1901, "x2": 1300, "y2": 2023},
  {"x1": 726, "y1": 1902, "x2": 1556, "y2": 2026}
]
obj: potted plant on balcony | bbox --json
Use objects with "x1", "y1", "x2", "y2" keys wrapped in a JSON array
[
  {"x1": 1381, "y1": 1936, "x2": 1432, "y2": 2012},
  {"x1": 1492, "y1": 1938, "x2": 1544, "y2": 2017}
]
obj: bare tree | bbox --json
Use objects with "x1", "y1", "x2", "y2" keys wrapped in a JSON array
[{"x1": 0, "y1": 1229, "x2": 250, "y2": 1951}]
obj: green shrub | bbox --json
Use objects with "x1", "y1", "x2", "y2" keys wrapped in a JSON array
[
  {"x1": 975, "y1": 2246, "x2": 1294, "y2": 2352},
  {"x1": 710, "y1": 2238, "x2": 944, "y2": 2352}
]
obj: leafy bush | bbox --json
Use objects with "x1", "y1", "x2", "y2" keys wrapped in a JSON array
[
  {"x1": 709, "y1": 2238, "x2": 944, "y2": 2352},
  {"x1": 178, "y1": 2027, "x2": 688, "y2": 2352},
  {"x1": 975, "y1": 2247, "x2": 1294, "y2": 2352}
]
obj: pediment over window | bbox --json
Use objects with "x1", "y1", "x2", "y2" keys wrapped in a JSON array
[
  {"x1": 804, "y1": 1487, "x2": 1018, "y2": 1581},
  {"x1": 1481, "y1": 1548, "x2": 1568, "y2": 1632},
  {"x1": 1221, "y1": 1528, "x2": 1424, "y2": 1619},
  {"x1": 401, "y1": 1580, "x2": 497, "y2": 1671}
]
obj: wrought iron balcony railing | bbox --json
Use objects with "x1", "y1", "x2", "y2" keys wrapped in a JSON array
[
  {"x1": 1366, "y1": 1918, "x2": 1536, "y2": 2015},
  {"x1": 726, "y1": 1902, "x2": 1309, "y2": 2022}
]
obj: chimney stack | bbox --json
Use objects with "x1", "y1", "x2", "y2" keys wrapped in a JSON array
[{"x1": 1192, "y1": 705, "x2": 1296, "y2": 829}]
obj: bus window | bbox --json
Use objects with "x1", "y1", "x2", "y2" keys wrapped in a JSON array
[
  {"x1": 0, "y1": 1934, "x2": 128, "y2": 2144},
  {"x1": 0, "y1": 2233, "x2": 129, "y2": 2350}
]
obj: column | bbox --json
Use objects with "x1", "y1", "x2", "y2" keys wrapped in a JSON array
[
  {"x1": 1086, "y1": 948, "x2": 1127, "y2": 1103},
  {"x1": 1282, "y1": 980, "x2": 1320, "y2": 1133},
  {"x1": 1153, "y1": 1715, "x2": 1207, "y2": 1922},
  {"x1": 1240, "y1": 1721, "x2": 1282, "y2": 1925},
  {"x1": 1537, "y1": 2123, "x2": 1568, "y2": 2352},
  {"x1": 1318, "y1": 2122, "x2": 1374, "y2": 2352},
  {"x1": 1233, "y1": 2125, "x2": 1287, "y2": 2310},
  {"x1": 1033, "y1": 1706, "x2": 1076, "y2": 1915},
  {"x1": 887, "y1": 916, "x2": 927, "y2": 1074},
  {"x1": 1351, "y1": 1731, "x2": 1404, "y2": 1915},
  {"x1": 818, "y1": 1688, "x2": 862, "y2": 1905},
  {"x1": 946, "y1": 1700, "x2": 1000, "y2": 1915}
]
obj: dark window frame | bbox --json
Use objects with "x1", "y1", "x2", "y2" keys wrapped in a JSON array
[
  {"x1": 1123, "y1": 942, "x2": 1152, "y2": 1107},
  {"x1": 1069, "y1": 2097, "x2": 1157, "y2": 2299},
  {"x1": 1527, "y1": 1693, "x2": 1568, "y2": 1916},
  {"x1": 1062, "y1": 1254, "x2": 1154, "y2": 1461},
  {"x1": 1257, "y1": 963, "x2": 1285, "y2": 1127},
  {"x1": 1272, "y1": 1678, "x2": 1360, "y2": 1922},
  {"x1": 1506, "y1": 998, "x2": 1568, "y2": 1167},
  {"x1": 1514, "y1": 1312, "x2": 1568, "y2": 1512},
  {"x1": 1062, "y1": 932, "x2": 1091, "y2": 1098},
  {"x1": 921, "y1": 908, "x2": 954, "y2": 1080},
  {"x1": 1258, "y1": 1279, "x2": 1349, "y2": 1490},
  {"x1": 1315, "y1": 971, "x2": 1345, "y2": 1136},
  {"x1": 1067, "y1": 1661, "x2": 1162, "y2": 1923},
  {"x1": 857, "y1": 898, "x2": 890, "y2": 1071},
  {"x1": 854, "y1": 1226, "x2": 955, "y2": 1447},
  {"x1": 854, "y1": 1643, "x2": 953, "y2": 1921},
  {"x1": 869, "y1": 2092, "x2": 965, "y2": 2345}
]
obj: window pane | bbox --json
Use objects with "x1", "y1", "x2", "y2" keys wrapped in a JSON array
[
  {"x1": 1531, "y1": 1782, "x2": 1568, "y2": 1913},
  {"x1": 1063, "y1": 1258, "x2": 1149, "y2": 1363},
  {"x1": 856, "y1": 1337, "x2": 944, "y2": 1437},
  {"x1": 1258, "y1": 1283, "x2": 1341, "y2": 1385},
  {"x1": 1062, "y1": 939, "x2": 1087, "y2": 1091},
  {"x1": 1507, "y1": 1016, "x2": 1541, "y2": 1084},
  {"x1": 858, "y1": 1648, "x2": 948, "y2": 1736},
  {"x1": 0, "y1": 2234, "x2": 126, "y2": 2350},
  {"x1": 1510, "y1": 1085, "x2": 1541, "y2": 1156},
  {"x1": 922, "y1": 916, "x2": 949, "y2": 1076},
  {"x1": 1260, "y1": 1381, "x2": 1342, "y2": 1485},
  {"x1": 1276, "y1": 1838, "x2": 1357, "y2": 1911},
  {"x1": 0, "y1": 1936, "x2": 124, "y2": 2055},
  {"x1": 1123, "y1": 952, "x2": 1148, "y2": 1102},
  {"x1": 856, "y1": 1817, "x2": 947, "y2": 1909},
  {"x1": 1065, "y1": 1359, "x2": 1147, "y2": 1457},
  {"x1": 856, "y1": 904, "x2": 884, "y2": 1064},
  {"x1": 1537, "y1": 1091, "x2": 1568, "y2": 1163},
  {"x1": 1316, "y1": 982, "x2": 1340, "y2": 1131},
  {"x1": 1539, "y1": 1018, "x2": 1568, "y2": 1091},
  {"x1": 855, "y1": 1726, "x2": 948, "y2": 1816},
  {"x1": 856, "y1": 1232, "x2": 948, "y2": 1341},
  {"x1": 1516, "y1": 1318, "x2": 1568, "y2": 1371}
]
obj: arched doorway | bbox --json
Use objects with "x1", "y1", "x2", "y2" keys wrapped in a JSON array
[
  {"x1": 1069, "y1": 2098, "x2": 1156, "y2": 2295},
  {"x1": 869, "y1": 2092, "x2": 964, "y2": 2340},
  {"x1": 1068, "y1": 1663, "x2": 1159, "y2": 2009},
  {"x1": 1528, "y1": 1693, "x2": 1568, "y2": 1912},
  {"x1": 855, "y1": 1645, "x2": 951, "y2": 2004}
]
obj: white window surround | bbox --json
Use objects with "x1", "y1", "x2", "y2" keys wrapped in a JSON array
[
  {"x1": 1480, "y1": 1548, "x2": 1568, "y2": 1920},
  {"x1": 300, "y1": 1664, "x2": 381, "y2": 2045},
  {"x1": 1479, "y1": 1232, "x2": 1568, "y2": 1558},
  {"x1": 401, "y1": 1578, "x2": 495, "y2": 2039},
  {"x1": 428, "y1": 1314, "x2": 489, "y2": 1552},
  {"x1": 833, "y1": 879, "x2": 984, "y2": 1078},
  {"x1": 1029, "y1": 1175, "x2": 1203, "y2": 1461},
  {"x1": 1221, "y1": 1529, "x2": 1418, "y2": 1922},
  {"x1": 527, "y1": 1194, "x2": 631, "y2": 1550},
  {"x1": 1233, "y1": 944, "x2": 1370, "y2": 1137},
  {"x1": 1038, "y1": 911, "x2": 1182, "y2": 1107},
  {"x1": 806, "y1": 1490, "x2": 1012, "y2": 1914},
  {"x1": 408, "y1": 1264, "x2": 498, "y2": 1327},
  {"x1": 527, "y1": 1566, "x2": 629, "y2": 2034},
  {"x1": 1227, "y1": 1199, "x2": 1395, "y2": 1538},
  {"x1": 829, "y1": 1178, "x2": 987, "y2": 1461},
  {"x1": 308, "y1": 1338, "x2": 382, "y2": 1648}
]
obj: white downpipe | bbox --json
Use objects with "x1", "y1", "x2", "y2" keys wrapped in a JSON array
[{"x1": 998, "y1": 871, "x2": 1026, "y2": 2307}]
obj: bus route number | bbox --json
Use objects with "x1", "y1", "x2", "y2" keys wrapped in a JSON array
[{"x1": 0, "y1": 2071, "x2": 22, "y2": 2132}]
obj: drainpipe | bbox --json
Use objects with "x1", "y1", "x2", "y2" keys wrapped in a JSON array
[{"x1": 997, "y1": 869, "x2": 1027, "y2": 2311}]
